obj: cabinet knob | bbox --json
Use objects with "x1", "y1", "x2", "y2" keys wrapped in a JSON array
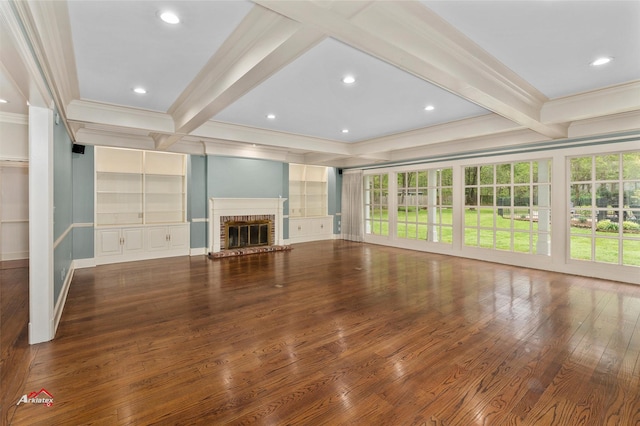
[{"x1": 298, "y1": 226, "x2": 301, "y2": 231}]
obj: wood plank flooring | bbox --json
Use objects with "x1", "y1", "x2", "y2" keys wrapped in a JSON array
[
  {"x1": 4, "y1": 241, "x2": 640, "y2": 425},
  {"x1": 0, "y1": 260, "x2": 32, "y2": 426}
]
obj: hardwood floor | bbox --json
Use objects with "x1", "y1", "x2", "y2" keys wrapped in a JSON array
[
  {"x1": 4, "y1": 241, "x2": 640, "y2": 425},
  {"x1": 0, "y1": 260, "x2": 31, "y2": 426}
]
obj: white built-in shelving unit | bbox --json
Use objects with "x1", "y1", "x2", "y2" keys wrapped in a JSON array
[
  {"x1": 288, "y1": 164, "x2": 333, "y2": 243},
  {"x1": 289, "y1": 164, "x2": 328, "y2": 218},
  {"x1": 94, "y1": 147, "x2": 189, "y2": 264},
  {"x1": 0, "y1": 163, "x2": 29, "y2": 260}
]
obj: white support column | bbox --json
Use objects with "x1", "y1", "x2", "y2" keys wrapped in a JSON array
[
  {"x1": 427, "y1": 169, "x2": 438, "y2": 242},
  {"x1": 536, "y1": 160, "x2": 551, "y2": 256},
  {"x1": 28, "y1": 106, "x2": 54, "y2": 344}
]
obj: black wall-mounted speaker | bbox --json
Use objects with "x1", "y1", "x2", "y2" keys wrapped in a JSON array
[
  {"x1": 72, "y1": 144, "x2": 85, "y2": 154},
  {"x1": 338, "y1": 168, "x2": 343, "y2": 175}
]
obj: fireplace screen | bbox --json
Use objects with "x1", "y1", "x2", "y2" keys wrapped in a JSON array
[{"x1": 225, "y1": 220, "x2": 272, "y2": 249}]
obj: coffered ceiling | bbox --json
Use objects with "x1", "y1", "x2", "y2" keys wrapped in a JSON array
[{"x1": 1, "y1": 1, "x2": 639, "y2": 167}]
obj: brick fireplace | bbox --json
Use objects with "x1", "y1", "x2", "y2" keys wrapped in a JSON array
[
  {"x1": 208, "y1": 198, "x2": 287, "y2": 254},
  {"x1": 222, "y1": 215, "x2": 273, "y2": 249}
]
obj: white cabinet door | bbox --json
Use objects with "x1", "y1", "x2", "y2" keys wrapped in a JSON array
[
  {"x1": 146, "y1": 226, "x2": 169, "y2": 251},
  {"x1": 145, "y1": 225, "x2": 188, "y2": 251},
  {"x1": 289, "y1": 218, "x2": 307, "y2": 240},
  {"x1": 289, "y1": 217, "x2": 333, "y2": 243},
  {"x1": 96, "y1": 229, "x2": 123, "y2": 257},
  {"x1": 96, "y1": 224, "x2": 189, "y2": 265},
  {"x1": 122, "y1": 228, "x2": 144, "y2": 253},
  {"x1": 312, "y1": 217, "x2": 332, "y2": 236},
  {"x1": 168, "y1": 225, "x2": 188, "y2": 249}
]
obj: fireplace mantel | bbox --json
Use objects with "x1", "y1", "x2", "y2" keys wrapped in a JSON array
[{"x1": 208, "y1": 198, "x2": 286, "y2": 253}]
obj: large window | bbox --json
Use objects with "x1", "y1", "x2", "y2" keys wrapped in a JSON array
[
  {"x1": 569, "y1": 152, "x2": 640, "y2": 266},
  {"x1": 364, "y1": 173, "x2": 389, "y2": 236},
  {"x1": 396, "y1": 168, "x2": 453, "y2": 244},
  {"x1": 464, "y1": 160, "x2": 551, "y2": 254}
]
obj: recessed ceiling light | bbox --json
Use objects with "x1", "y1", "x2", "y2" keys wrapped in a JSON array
[
  {"x1": 133, "y1": 87, "x2": 147, "y2": 94},
  {"x1": 424, "y1": 105, "x2": 435, "y2": 111},
  {"x1": 266, "y1": 113, "x2": 276, "y2": 120},
  {"x1": 342, "y1": 75, "x2": 356, "y2": 84},
  {"x1": 590, "y1": 57, "x2": 613, "y2": 67},
  {"x1": 342, "y1": 129, "x2": 349, "y2": 134},
  {"x1": 0, "y1": 99, "x2": 8, "y2": 104},
  {"x1": 160, "y1": 11, "x2": 180, "y2": 24}
]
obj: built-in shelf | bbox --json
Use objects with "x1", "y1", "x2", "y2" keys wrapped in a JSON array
[
  {"x1": 289, "y1": 164, "x2": 328, "y2": 218},
  {"x1": 94, "y1": 147, "x2": 189, "y2": 264},
  {"x1": 95, "y1": 147, "x2": 187, "y2": 227},
  {"x1": 0, "y1": 163, "x2": 29, "y2": 260}
]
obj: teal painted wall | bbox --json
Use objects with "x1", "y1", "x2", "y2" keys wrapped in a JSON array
[
  {"x1": 188, "y1": 155, "x2": 207, "y2": 249},
  {"x1": 53, "y1": 113, "x2": 73, "y2": 304},
  {"x1": 72, "y1": 145, "x2": 94, "y2": 259},
  {"x1": 63, "y1": 152, "x2": 341, "y2": 260},
  {"x1": 207, "y1": 156, "x2": 286, "y2": 198},
  {"x1": 207, "y1": 156, "x2": 289, "y2": 242}
]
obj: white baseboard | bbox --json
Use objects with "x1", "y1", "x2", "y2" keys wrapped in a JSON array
[
  {"x1": 1, "y1": 251, "x2": 29, "y2": 261},
  {"x1": 53, "y1": 263, "x2": 74, "y2": 336},
  {"x1": 190, "y1": 247, "x2": 207, "y2": 256},
  {"x1": 73, "y1": 257, "x2": 96, "y2": 269}
]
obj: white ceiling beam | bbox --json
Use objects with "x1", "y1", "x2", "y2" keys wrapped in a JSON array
[
  {"x1": 191, "y1": 121, "x2": 351, "y2": 156},
  {"x1": 255, "y1": 0, "x2": 568, "y2": 140},
  {"x1": 67, "y1": 100, "x2": 174, "y2": 134},
  {"x1": 302, "y1": 150, "x2": 391, "y2": 166},
  {"x1": 199, "y1": 138, "x2": 297, "y2": 163},
  {"x1": 10, "y1": 0, "x2": 80, "y2": 138},
  {"x1": 350, "y1": 114, "x2": 522, "y2": 156},
  {"x1": 541, "y1": 81, "x2": 640, "y2": 124},
  {"x1": 568, "y1": 110, "x2": 640, "y2": 139},
  {"x1": 74, "y1": 127, "x2": 156, "y2": 151},
  {"x1": 0, "y1": 1, "x2": 53, "y2": 110},
  {"x1": 157, "y1": 6, "x2": 326, "y2": 150},
  {"x1": 159, "y1": 2, "x2": 376, "y2": 151},
  {"x1": 389, "y1": 130, "x2": 550, "y2": 165},
  {"x1": 301, "y1": 152, "x2": 349, "y2": 165}
]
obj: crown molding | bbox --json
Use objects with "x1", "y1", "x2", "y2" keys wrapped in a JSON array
[
  {"x1": 198, "y1": 137, "x2": 298, "y2": 163},
  {"x1": 10, "y1": 0, "x2": 79, "y2": 139},
  {"x1": 389, "y1": 129, "x2": 549, "y2": 165},
  {"x1": 568, "y1": 110, "x2": 640, "y2": 139},
  {"x1": 542, "y1": 81, "x2": 640, "y2": 124},
  {"x1": 67, "y1": 100, "x2": 175, "y2": 134},
  {"x1": 74, "y1": 127, "x2": 155, "y2": 151},
  {"x1": 349, "y1": 113, "x2": 522, "y2": 156},
  {"x1": 16, "y1": 1, "x2": 80, "y2": 109},
  {"x1": 192, "y1": 120, "x2": 350, "y2": 156},
  {"x1": 0, "y1": 1, "x2": 53, "y2": 110},
  {"x1": 0, "y1": 111, "x2": 28, "y2": 125}
]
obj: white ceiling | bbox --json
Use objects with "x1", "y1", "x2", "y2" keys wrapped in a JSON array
[
  {"x1": 423, "y1": 0, "x2": 640, "y2": 98},
  {"x1": 1, "y1": 0, "x2": 639, "y2": 167}
]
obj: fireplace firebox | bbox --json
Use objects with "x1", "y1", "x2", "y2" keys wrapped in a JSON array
[{"x1": 225, "y1": 220, "x2": 272, "y2": 249}]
